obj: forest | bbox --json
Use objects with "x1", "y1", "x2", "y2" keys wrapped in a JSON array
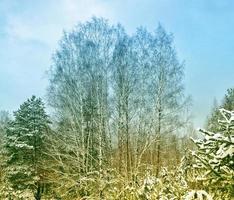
[{"x1": 0, "y1": 18, "x2": 233, "y2": 200}]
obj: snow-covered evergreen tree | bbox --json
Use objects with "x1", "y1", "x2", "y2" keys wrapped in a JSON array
[
  {"x1": 206, "y1": 88, "x2": 234, "y2": 132},
  {"x1": 191, "y1": 108, "x2": 234, "y2": 199},
  {"x1": 205, "y1": 98, "x2": 220, "y2": 132},
  {"x1": 0, "y1": 111, "x2": 10, "y2": 148},
  {"x1": 0, "y1": 111, "x2": 10, "y2": 195},
  {"x1": 3, "y1": 96, "x2": 50, "y2": 200}
]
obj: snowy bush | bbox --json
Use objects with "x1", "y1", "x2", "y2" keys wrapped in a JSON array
[{"x1": 184, "y1": 190, "x2": 212, "y2": 200}]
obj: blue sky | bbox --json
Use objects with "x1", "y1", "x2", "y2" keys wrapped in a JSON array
[{"x1": 0, "y1": 0, "x2": 234, "y2": 127}]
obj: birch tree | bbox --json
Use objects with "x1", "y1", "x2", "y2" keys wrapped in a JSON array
[
  {"x1": 150, "y1": 24, "x2": 187, "y2": 175},
  {"x1": 132, "y1": 25, "x2": 188, "y2": 175},
  {"x1": 48, "y1": 17, "x2": 121, "y2": 175},
  {"x1": 111, "y1": 32, "x2": 138, "y2": 178},
  {"x1": 47, "y1": 18, "x2": 189, "y2": 188}
]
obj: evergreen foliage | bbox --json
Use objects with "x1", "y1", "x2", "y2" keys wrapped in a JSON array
[
  {"x1": 2, "y1": 96, "x2": 50, "y2": 199},
  {"x1": 207, "y1": 88, "x2": 234, "y2": 132},
  {"x1": 191, "y1": 108, "x2": 234, "y2": 199}
]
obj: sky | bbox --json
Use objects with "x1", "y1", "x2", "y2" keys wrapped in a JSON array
[{"x1": 0, "y1": 0, "x2": 234, "y2": 127}]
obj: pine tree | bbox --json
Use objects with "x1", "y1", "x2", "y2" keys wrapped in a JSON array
[
  {"x1": 223, "y1": 88, "x2": 234, "y2": 110},
  {"x1": 206, "y1": 98, "x2": 220, "y2": 132},
  {"x1": 207, "y1": 88, "x2": 234, "y2": 132},
  {"x1": 3, "y1": 96, "x2": 50, "y2": 199},
  {"x1": 191, "y1": 108, "x2": 234, "y2": 199}
]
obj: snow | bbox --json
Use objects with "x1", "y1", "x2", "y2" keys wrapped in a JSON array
[{"x1": 185, "y1": 190, "x2": 212, "y2": 200}]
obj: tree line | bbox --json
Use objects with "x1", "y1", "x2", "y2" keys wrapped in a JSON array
[{"x1": 0, "y1": 17, "x2": 233, "y2": 199}]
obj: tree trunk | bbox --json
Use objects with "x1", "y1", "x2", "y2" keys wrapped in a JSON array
[{"x1": 156, "y1": 107, "x2": 162, "y2": 177}]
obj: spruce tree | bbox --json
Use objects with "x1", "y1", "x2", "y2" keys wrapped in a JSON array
[
  {"x1": 207, "y1": 88, "x2": 234, "y2": 132},
  {"x1": 4, "y1": 96, "x2": 50, "y2": 199},
  {"x1": 191, "y1": 108, "x2": 234, "y2": 198},
  {"x1": 223, "y1": 88, "x2": 234, "y2": 110}
]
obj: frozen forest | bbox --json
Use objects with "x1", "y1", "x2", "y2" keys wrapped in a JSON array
[{"x1": 0, "y1": 18, "x2": 233, "y2": 200}]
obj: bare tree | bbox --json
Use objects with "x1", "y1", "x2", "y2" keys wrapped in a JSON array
[
  {"x1": 47, "y1": 19, "x2": 189, "y2": 197},
  {"x1": 48, "y1": 17, "x2": 122, "y2": 177}
]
